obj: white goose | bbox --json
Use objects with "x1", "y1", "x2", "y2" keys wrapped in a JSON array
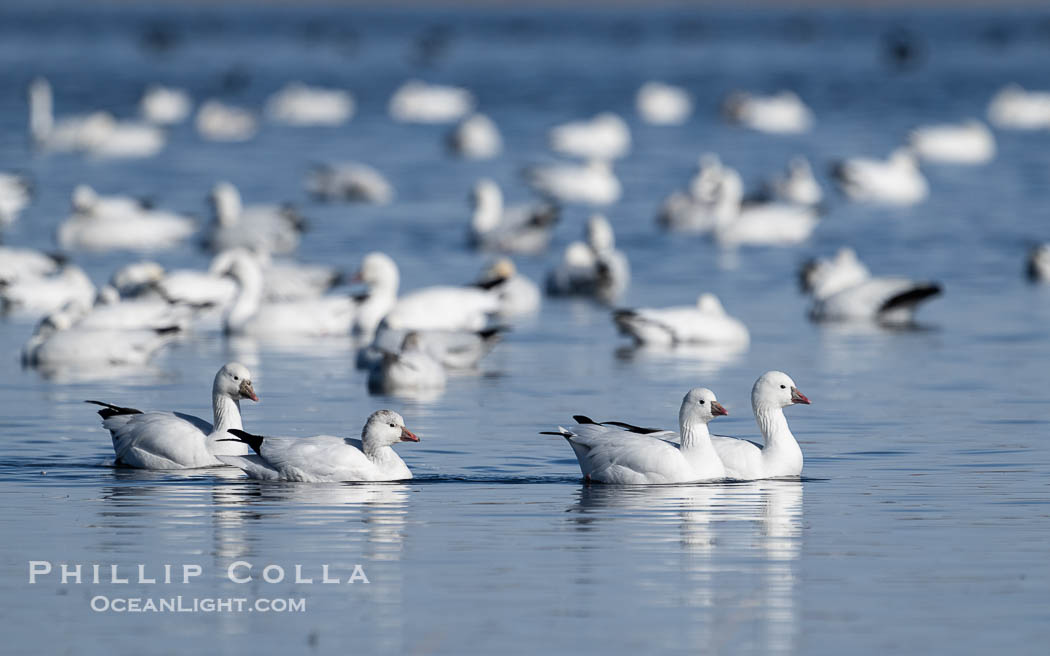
[
  {"x1": 217, "y1": 410, "x2": 418, "y2": 482},
  {"x1": 58, "y1": 185, "x2": 196, "y2": 252},
  {"x1": 307, "y1": 162, "x2": 394, "y2": 205},
  {"x1": 0, "y1": 246, "x2": 60, "y2": 284},
  {"x1": 546, "y1": 215, "x2": 630, "y2": 303},
  {"x1": 766, "y1": 156, "x2": 823, "y2": 206},
  {"x1": 0, "y1": 172, "x2": 32, "y2": 225},
  {"x1": 448, "y1": 113, "x2": 502, "y2": 159},
  {"x1": 389, "y1": 80, "x2": 474, "y2": 123},
  {"x1": 1027, "y1": 244, "x2": 1050, "y2": 282},
  {"x1": 88, "y1": 362, "x2": 259, "y2": 469},
  {"x1": 802, "y1": 247, "x2": 942, "y2": 324},
  {"x1": 359, "y1": 325, "x2": 503, "y2": 371},
  {"x1": 548, "y1": 113, "x2": 630, "y2": 161},
  {"x1": 636, "y1": 82, "x2": 692, "y2": 126},
  {"x1": 139, "y1": 85, "x2": 192, "y2": 125},
  {"x1": 469, "y1": 179, "x2": 559, "y2": 255},
  {"x1": 22, "y1": 306, "x2": 178, "y2": 369},
  {"x1": 204, "y1": 182, "x2": 304, "y2": 254},
  {"x1": 265, "y1": 83, "x2": 354, "y2": 126},
  {"x1": 75, "y1": 286, "x2": 192, "y2": 332},
  {"x1": 476, "y1": 258, "x2": 541, "y2": 318},
  {"x1": 349, "y1": 252, "x2": 401, "y2": 339},
  {"x1": 832, "y1": 148, "x2": 928, "y2": 206},
  {"x1": 908, "y1": 119, "x2": 995, "y2": 164},
  {"x1": 543, "y1": 388, "x2": 728, "y2": 484},
  {"x1": 657, "y1": 154, "x2": 740, "y2": 233},
  {"x1": 379, "y1": 256, "x2": 501, "y2": 333},
  {"x1": 196, "y1": 100, "x2": 257, "y2": 142},
  {"x1": 525, "y1": 159, "x2": 621, "y2": 206},
  {"x1": 723, "y1": 90, "x2": 813, "y2": 134},
  {"x1": 367, "y1": 332, "x2": 448, "y2": 395},
  {"x1": 614, "y1": 293, "x2": 749, "y2": 347},
  {"x1": 110, "y1": 261, "x2": 166, "y2": 298},
  {"x1": 0, "y1": 263, "x2": 95, "y2": 317},
  {"x1": 987, "y1": 84, "x2": 1050, "y2": 130}
]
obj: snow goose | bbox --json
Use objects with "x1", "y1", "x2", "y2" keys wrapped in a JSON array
[
  {"x1": 349, "y1": 252, "x2": 400, "y2": 339},
  {"x1": 0, "y1": 246, "x2": 60, "y2": 284},
  {"x1": 448, "y1": 113, "x2": 502, "y2": 159},
  {"x1": 525, "y1": 159, "x2": 621, "y2": 206},
  {"x1": 0, "y1": 172, "x2": 32, "y2": 226},
  {"x1": 548, "y1": 113, "x2": 631, "y2": 160},
  {"x1": 307, "y1": 162, "x2": 394, "y2": 205},
  {"x1": 802, "y1": 247, "x2": 942, "y2": 324},
  {"x1": 110, "y1": 261, "x2": 166, "y2": 299},
  {"x1": 765, "y1": 156, "x2": 823, "y2": 206},
  {"x1": 657, "y1": 154, "x2": 741, "y2": 233},
  {"x1": 0, "y1": 263, "x2": 95, "y2": 317},
  {"x1": 58, "y1": 186, "x2": 196, "y2": 252},
  {"x1": 831, "y1": 148, "x2": 928, "y2": 205},
  {"x1": 476, "y1": 257, "x2": 541, "y2": 318},
  {"x1": 469, "y1": 178, "x2": 559, "y2": 255},
  {"x1": 1027, "y1": 244, "x2": 1050, "y2": 282},
  {"x1": 196, "y1": 100, "x2": 257, "y2": 141},
  {"x1": 361, "y1": 325, "x2": 503, "y2": 371},
  {"x1": 389, "y1": 80, "x2": 474, "y2": 123},
  {"x1": 216, "y1": 410, "x2": 418, "y2": 482},
  {"x1": 636, "y1": 82, "x2": 693, "y2": 126},
  {"x1": 546, "y1": 214, "x2": 630, "y2": 303},
  {"x1": 713, "y1": 199, "x2": 820, "y2": 248},
  {"x1": 73, "y1": 286, "x2": 192, "y2": 331},
  {"x1": 614, "y1": 293, "x2": 749, "y2": 347},
  {"x1": 543, "y1": 387, "x2": 728, "y2": 484},
  {"x1": 154, "y1": 260, "x2": 238, "y2": 310},
  {"x1": 205, "y1": 182, "x2": 304, "y2": 254},
  {"x1": 376, "y1": 257, "x2": 500, "y2": 333},
  {"x1": 265, "y1": 83, "x2": 354, "y2": 126},
  {"x1": 210, "y1": 247, "x2": 340, "y2": 302},
  {"x1": 367, "y1": 332, "x2": 448, "y2": 395},
  {"x1": 987, "y1": 84, "x2": 1050, "y2": 130},
  {"x1": 723, "y1": 91, "x2": 813, "y2": 134},
  {"x1": 23, "y1": 306, "x2": 178, "y2": 369},
  {"x1": 908, "y1": 119, "x2": 995, "y2": 164},
  {"x1": 87, "y1": 362, "x2": 258, "y2": 469},
  {"x1": 139, "y1": 85, "x2": 192, "y2": 125}
]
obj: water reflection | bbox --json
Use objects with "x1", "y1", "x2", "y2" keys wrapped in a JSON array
[{"x1": 615, "y1": 342, "x2": 747, "y2": 377}]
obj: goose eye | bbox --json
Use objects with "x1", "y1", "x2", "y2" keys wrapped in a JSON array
[
  {"x1": 388, "y1": 423, "x2": 395, "y2": 428},
  {"x1": 780, "y1": 384, "x2": 786, "y2": 389},
  {"x1": 698, "y1": 400, "x2": 705, "y2": 405},
  {"x1": 233, "y1": 375, "x2": 239, "y2": 381}
]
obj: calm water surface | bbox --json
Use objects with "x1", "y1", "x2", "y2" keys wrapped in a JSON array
[{"x1": 1, "y1": 4, "x2": 1049, "y2": 654}]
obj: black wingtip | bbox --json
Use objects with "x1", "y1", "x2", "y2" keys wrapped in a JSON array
[
  {"x1": 226, "y1": 428, "x2": 265, "y2": 456},
  {"x1": 573, "y1": 415, "x2": 599, "y2": 425},
  {"x1": 879, "y1": 283, "x2": 943, "y2": 314},
  {"x1": 477, "y1": 326, "x2": 508, "y2": 341},
  {"x1": 85, "y1": 400, "x2": 143, "y2": 420},
  {"x1": 475, "y1": 276, "x2": 507, "y2": 291},
  {"x1": 538, "y1": 431, "x2": 565, "y2": 436}
]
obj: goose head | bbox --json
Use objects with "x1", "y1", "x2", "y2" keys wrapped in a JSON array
[
  {"x1": 751, "y1": 371, "x2": 809, "y2": 412},
  {"x1": 210, "y1": 182, "x2": 243, "y2": 227},
  {"x1": 478, "y1": 257, "x2": 516, "y2": 287},
  {"x1": 215, "y1": 248, "x2": 263, "y2": 287},
  {"x1": 111, "y1": 261, "x2": 165, "y2": 296},
  {"x1": 586, "y1": 214, "x2": 615, "y2": 252},
  {"x1": 71, "y1": 185, "x2": 99, "y2": 214},
  {"x1": 362, "y1": 409, "x2": 419, "y2": 447},
  {"x1": 400, "y1": 331, "x2": 423, "y2": 352},
  {"x1": 354, "y1": 252, "x2": 400, "y2": 294},
  {"x1": 696, "y1": 293, "x2": 725, "y2": 314},
  {"x1": 213, "y1": 362, "x2": 258, "y2": 402},
  {"x1": 679, "y1": 387, "x2": 728, "y2": 428},
  {"x1": 470, "y1": 178, "x2": 503, "y2": 233}
]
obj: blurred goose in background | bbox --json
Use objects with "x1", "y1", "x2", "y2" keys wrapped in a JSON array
[
  {"x1": 196, "y1": 100, "x2": 257, "y2": 141},
  {"x1": 765, "y1": 156, "x2": 823, "y2": 206},
  {"x1": 139, "y1": 85, "x2": 192, "y2": 125},
  {"x1": 801, "y1": 247, "x2": 942, "y2": 324},
  {"x1": 349, "y1": 252, "x2": 401, "y2": 339},
  {"x1": 0, "y1": 172, "x2": 32, "y2": 226},
  {"x1": 22, "y1": 305, "x2": 178, "y2": 369},
  {"x1": 217, "y1": 410, "x2": 418, "y2": 482},
  {"x1": 547, "y1": 214, "x2": 630, "y2": 303},
  {"x1": 389, "y1": 80, "x2": 474, "y2": 123},
  {"x1": 205, "y1": 181, "x2": 304, "y2": 254},
  {"x1": 908, "y1": 119, "x2": 995, "y2": 164},
  {"x1": 831, "y1": 148, "x2": 928, "y2": 205},
  {"x1": 0, "y1": 263, "x2": 95, "y2": 317},
  {"x1": 58, "y1": 185, "x2": 196, "y2": 251},
  {"x1": 154, "y1": 259, "x2": 239, "y2": 310},
  {"x1": 636, "y1": 82, "x2": 692, "y2": 126},
  {"x1": 384, "y1": 274, "x2": 501, "y2": 333},
  {"x1": 75, "y1": 286, "x2": 193, "y2": 332},
  {"x1": 713, "y1": 198, "x2": 820, "y2": 248},
  {"x1": 525, "y1": 159, "x2": 621, "y2": 206},
  {"x1": 476, "y1": 257, "x2": 541, "y2": 318},
  {"x1": 265, "y1": 83, "x2": 354, "y2": 126},
  {"x1": 87, "y1": 362, "x2": 258, "y2": 469},
  {"x1": 658, "y1": 154, "x2": 741, "y2": 233},
  {"x1": 0, "y1": 246, "x2": 60, "y2": 284},
  {"x1": 307, "y1": 162, "x2": 394, "y2": 204},
  {"x1": 448, "y1": 113, "x2": 502, "y2": 159},
  {"x1": 614, "y1": 293, "x2": 749, "y2": 347},
  {"x1": 548, "y1": 112, "x2": 630, "y2": 160},
  {"x1": 367, "y1": 331, "x2": 448, "y2": 395},
  {"x1": 109, "y1": 261, "x2": 167, "y2": 299},
  {"x1": 543, "y1": 387, "x2": 728, "y2": 484},
  {"x1": 1027, "y1": 244, "x2": 1050, "y2": 282},
  {"x1": 29, "y1": 77, "x2": 165, "y2": 158},
  {"x1": 723, "y1": 90, "x2": 813, "y2": 134},
  {"x1": 469, "y1": 178, "x2": 559, "y2": 255},
  {"x1": 987, "y1": 84, "x2": 1050, "y2": 129},
  {"x1": 359, "y1": 325, "x2": 504, "y2": 371}
]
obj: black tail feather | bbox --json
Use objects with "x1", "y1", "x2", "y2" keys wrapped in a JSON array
[
  {"x1": 539, "y1": 431, "x2": 566, "y2": 436},
  {"x1": 223, "y1": 428, "x2": 265, "y2": 456},
  {"x1": 879, "y1": 283, "x2": 942, "y2": 314},
  {"x1": 573, "y1": 415, "x2": 599, "y2": 425},
  {"x1": 85, "y1": 400, "x2": 143, "y2": 420},
  {"x1": 601, "y1": 420, "x2": 666, "y2": 435}
]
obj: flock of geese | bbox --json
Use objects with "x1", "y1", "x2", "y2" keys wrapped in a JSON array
[{"x1": 3, "y1": 71, "x2": 1049, "y2": 485}]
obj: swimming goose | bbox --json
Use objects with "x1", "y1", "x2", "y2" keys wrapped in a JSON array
[
  {"x1": 713, "y1": 200, "x2": 820, "y2": 248},
  {"x1": 543, "y1": 388, "x2": 728, "y2": 484},
  {"x1": 614, "y1": 293, "x2": 749, "y2": 347},
  {"x1": 476, "y1": 258, "x2": 541, "y2": 318},
  {"x1": 657, "y1": 154, "x2": 741, "y2": 233},
  {"x1": 109, "y1": 261, "x2": 167, "y2": 299},
  {"x1": 548, "y1": 113, "x2": 630, "y2": 161},
  {"x1": 0, "y1": 172, "x2": 32, "y2": 225},
  {"x1": 358, "y1": 325, "x2": 504, "y2": 371},
  {"x1": 832, "y1": 148, "x2": 928, "y2": 205},
  {"x1": 373, "y1": 255, "x2": 500, "y2": 333},
  {"x1": 636, "y1": 82, "x2": 693, "y2": 126},
  {"x1": 469, "y1": 179, "x2": 559, "y2": 255},
  {"x1": 58, "y1": 186, "x2": 196, "y2": 252},
  {"x1": 546, "y1": 214, "x2": 630, "y2": 303},
  {"x1": 87, "y1": 362, "x2": 258, "y2": 469},
  {"x1": 216, "y1": 410, "x2": 418, "y2": 482},
  {"x1": 987, "y1": 84, "x2": 1050, "y2": 130},
  {"x1": 139, "y1": 85, "x2": 192, "y2": 125},
  {"x1": 765, "y1": 157, "x2": 823, "y2": 206},
  {"x1": 1027, "y1": 244, "x2": 1050, "y2": 282},
  {"x1": 723, "y1": 90, "x2": 813, "y2": 134},
  {"x1": 908, "y1": 119, "x2": 995, "y2": 164},
  {"x1": 22, "y1": 306, "x2": 178, "y2": 369},
  {"x1": 367, "y1": 332, "x2": 448, "y2": 395},
  {"x1": 0, "y1": 246, "x2": 61, "y2": 284},
  {"x1": 525, "y1": 159, "x2": 621, "y2": 206},
  {"x1": 265, "y1": 83, "x2": 354, "y2": 126},
  {"x1": 802, "y1": 247, "x2": 942, "y2": 324},
  {"x1": 307, "y1": 162, "x2": 394, "y2": 205},
  {"x1": 196, "y1": 100, "x2": 257, "y2": 141},
  {"x1": 349, "y1": 252, "x2": 401, "y2": 339},
  {"x1": 389, "y1": 80, "x2": 474, "y2": 123},
  {"x1": 448, "y1": 114, "x2": 502, "y2": 159},
  {"x1": 204, "y1": 182, "x2": 304, "y2": 254},
  {"x1": 0, "y1": 263, "x2": 95, "y2": 317},
  {"x1": 74, "y1": 286, "x2": 192, "y2": 331}
]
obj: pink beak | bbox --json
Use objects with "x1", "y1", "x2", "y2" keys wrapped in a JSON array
[
  {"x1": 711, "y1": 401, "x2": 728, "y2": 416},
  {"x1": 400, "y1": 427, "x2": 419, "y2": 442},
  {"x1": 790, "y1": 387, "x2": 810, "y2": 405}
]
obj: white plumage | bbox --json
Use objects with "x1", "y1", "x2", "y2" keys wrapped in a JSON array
[
  {"x1": 636, "y1": 82, "x2": 692, "y2": 126},
  {"x1": 307, "y1": 162, "x2": 394, "y2": 205},
  {"x1": 196, "y1": 100, "x2": 257, "y2": 141},
  {"x1": 205, "y1": 182, "x2": 304, "y2": 254},
  {"x1": 366, "y1": 332, "x2": 448, "y2": 395},
  {"x1": 525, "y1": 159, "x2": 621, "y2": 206},
  {"x1": 724, "y1": 90, "x2": 813, "y2": 134},
  {"x1": 614, "y1": 293, "x2": 749, "y2": 347},
  {"x1": 548, "y1": 113, "x2": 630, "y2": 160},
  {"x1": 265, "y1": 83, "x2": 354, "y2": 126},
  {"x1": 389, "y1": 80, "x2": 474, "y2": 123},
  {"x1": 469, "y1": 179, "x2": 559, "y2": 255},
  {"x1": 448, "y1": 114, "x2": 502, "y2": 159},
  {"x1": 547, "y1": 214, "x2": 630, "y2": 303},
  {"x1": 908, "y1": 119, "x2": 995, "y2": 164},
  {"x1": 832, "y1": 148, "x2": 928, "y2": 206}
]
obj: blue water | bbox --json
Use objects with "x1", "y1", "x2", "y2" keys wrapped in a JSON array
[{"x1": 2, "y1": 3, "x2": 1050, "y2": 654}]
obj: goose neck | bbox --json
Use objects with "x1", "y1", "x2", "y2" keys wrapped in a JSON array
[{"x1": 211, "y1": 392, "x2": 243, "y2": 434}]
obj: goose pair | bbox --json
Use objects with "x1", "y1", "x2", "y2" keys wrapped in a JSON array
[
  {"x1": 469, "y1": 179, "x2": 559, "y2": 255},
  {"x1": 205, "y1": 182, "x2": 305, "y2": 254},
  {"x1": 58, "y1": 185, "x2": 195, "y2": 252},
  {"x1": 547, "y1": 215, "x2": 630, "y2": 303},
  {"x1": 90, "y1": 363, "x2": 418, "y2": 481},
  {"x1": 547, "y1": 371, "x2": 810, "y2": 484}
]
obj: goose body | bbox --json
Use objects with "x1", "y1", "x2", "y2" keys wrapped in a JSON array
[
  {"x1": 636, "y1": 82, "x2": 692, "y2": 126},
  {"x1": 140, "y1": 85, "x2": 192, "y2": 125},
  {"x1": 547, "y1": 215, "x2": 630, "y2": 302},
  {"x1": 987, "y1": 84, "x2": 1050, "y2": 130},
  {"x1": 657, "y1": 155, "x2": 740, "y2": 233},
  {"x1": 766, "y1": 157, "x2": 823, "y2": 206},
  {"x1": 58, "y1": 186, "x2": 195, "y2": 252},
  {"x1": 307, "y1": 163, "x2": 394, "y2": 205},
  {"x1": 88, "y1": 363, "x2": 258, "y2": 469},
  {"x1": 367, "y1": 332, "x2": 448, "y2": 394},
  {"x1": 265, "y1": 83, "x2": 354, "y2": 126},
  {"x1": 0, "y1": 247, "x2": 60, "y2": 284},
  {"x1": 832, "y1": 148, "x2": 928, "y2": 205},
  {"x1": 205, "y1": 182, "x2": 303, "y2": 254},
  {"x1": 469, "y1": 179, "x2": 559, "y2": 254},
  {"x1": 23, "y1": 307, "x2": 177, "y2": 369},
  {"x1": 360, "y1": 326, "x2": 503, "y2": 371},
  {"x1": 218, "y1": 410, "x2": 418, "y2": 482},
  {"x1": 549, "y1": 113, "x2": 630, "y2": 160},
  {"x1": 614, "y1": 293, "x2": 749, "y2": 347},
  {"x1": 908, "y1": 120, "x2": 995, "y2": 164},
  {"x1": 525, "y1": 160, "x2": 621, "y2": 206},
  {"x1": 724, "y1": 91, "x2": 813, "y2": 134},
  {"x1": 0, "y1": 173, "x2": 32, "y2": 225},
  {"x1": 0, "y1": 264, "x2": 95, "y2": 317},
  {"x1": 196, "y1": 100, "x2": 257, "y2": 141},
  {"x1": 385, "y1": 286, "x2": 499, "y2": 332},
  {"x1": 389, "y1": 80, "x2": 474, "y2": 123},
  {"x1": 477, "y1": 258, "x2": 541, "y2": 318},
  {"x1": 714, "y1": 202, "x2": 820, "y2": 247},
  {"x1": 448, "y1": 114, "x2": 502, "y2": 159}
]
